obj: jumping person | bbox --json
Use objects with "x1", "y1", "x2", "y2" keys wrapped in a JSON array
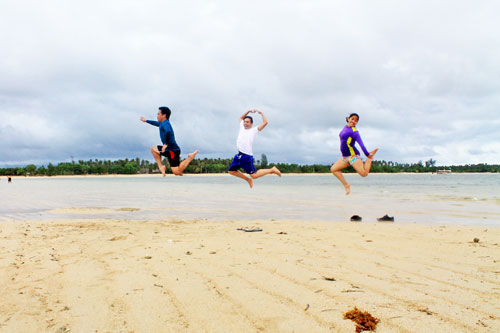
[
  {"x1": 140, "y1": 106, "x2": 198, "y2": 177},
  {"x1": 228, "y1": 110, "x2": 281, "y2": 188},
  {"x1": 330, "y1": 113, "x2": 378, "y2": 195}
]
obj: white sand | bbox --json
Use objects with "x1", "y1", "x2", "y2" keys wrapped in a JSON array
[{"x1": 1, "y1": 218, "x2": 499, "y2": 332}]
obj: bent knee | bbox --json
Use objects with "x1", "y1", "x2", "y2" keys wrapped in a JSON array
[
  {"x1": 360, "y1": 172, "x2": 369, "y2": 177},
  {"x1": 249, "y1": 173, "x2": 258, "y2": 179},
  {"x1": 331, "y1": 166, "x2": 342, "y2": 173}
]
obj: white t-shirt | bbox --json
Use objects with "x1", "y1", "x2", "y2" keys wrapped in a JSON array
[{"x1": 236, "y1": 121, "x2": 259, "y2": 155}]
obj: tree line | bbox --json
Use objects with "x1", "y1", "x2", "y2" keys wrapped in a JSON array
[{"x1": 1, "y1": 155, "x2": 499, "y2": 176}]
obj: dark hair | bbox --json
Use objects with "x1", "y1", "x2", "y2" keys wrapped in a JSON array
[
  {"x1": 158, "y1": 106, "x2": 171, "y2": 120},
  {"x1": 244, "y1": 116, "x2": 253, "y2": 123},
  {"x1": 345, "y1": 113, "x2": 359, "y2": 122}
]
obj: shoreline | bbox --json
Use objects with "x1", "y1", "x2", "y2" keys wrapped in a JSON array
[
  {"x1": 3, "y1": 173, "x2": 498, "y2": 228},
  {"x1": 1, "y1": 218, "x2": 498, "y2": 332}
]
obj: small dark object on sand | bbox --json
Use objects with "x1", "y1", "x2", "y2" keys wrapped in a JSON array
[
  {"x1": 377, "y1": 214, "x2": 394, "y2": 222},
  {"x1": 474, "y1": 238, "x2": 480, "y2": 243},
  {"x1": 237, "y1": 228, "x2": 263, "y2": 232},
  {"x1": 344, "y1": 307, "x2": 380, "y2": 332},
  {"x1": 350, "y1": 215, "x2": 362, "y2": 222}
]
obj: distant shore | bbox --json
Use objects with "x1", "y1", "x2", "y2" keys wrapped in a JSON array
[{"x1": 4, "y1": 171, "x2": 498, "y2": 180}]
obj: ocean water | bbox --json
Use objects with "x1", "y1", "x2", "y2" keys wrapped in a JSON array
[{"x1": 0, "y1": 173, "x2": 499, "y2": 226}]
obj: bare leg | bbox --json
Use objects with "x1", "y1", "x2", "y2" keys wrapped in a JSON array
[
  {"x1": 151, "y1": 146, "x2": 166, "y2": 177},
  {"x1": 172, "y1": 150, "x2": 198, "y2": 176},
  {"x1": 330, "y1": 159, "x2": 350, "y2": 195},
  {"x1": 249, "y1": 166, "x2": 282, "y2": 179},
  {"x1": 352, "y1": 148, "x2": 379, "y2": 177},
  {"x1": 229, "y1": 170, "x2": 253, "y2": 188},
  {"x1": 363, "y1": 148, "x2": 378, "y2": 173}
]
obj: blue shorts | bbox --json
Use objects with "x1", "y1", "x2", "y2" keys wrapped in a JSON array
[{"x1": 229, "y1": 152, "x2": 256, "y2": 174}]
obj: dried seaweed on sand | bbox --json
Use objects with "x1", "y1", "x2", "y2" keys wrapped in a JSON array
[{"x1": 343, "y1": 307, "x2": 380, "y2": 332}]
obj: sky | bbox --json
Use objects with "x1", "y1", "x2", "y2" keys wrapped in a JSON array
[{"x1": 1, "y1": 0, "x2": 499, "y2": 167}]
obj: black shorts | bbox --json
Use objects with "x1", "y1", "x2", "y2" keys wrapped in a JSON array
[{"x1": 157, "y1": 146, "x2": 181, "y2": 167}]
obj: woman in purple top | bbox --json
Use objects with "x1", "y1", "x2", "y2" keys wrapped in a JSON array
[{"x1": 330, "y1": 113, "x2": 378, "y2": 195}]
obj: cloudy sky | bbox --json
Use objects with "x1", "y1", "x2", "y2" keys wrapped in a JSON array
[{"x1": 1, "y1": 0, "x2": 499, "y2": 167}]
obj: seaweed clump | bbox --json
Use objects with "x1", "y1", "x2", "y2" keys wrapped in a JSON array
[{"x1": 343, "y1": 307, "x2": 380, "y2": 332}]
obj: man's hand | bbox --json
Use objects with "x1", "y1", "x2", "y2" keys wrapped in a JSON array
[
  {"x1": 161, "y1": 144, "x2": 167, "y2": 153},
  {"x1": 240, "y1": 110, "x2": 253, "y2": 121},
  {"x1": 140, "y1": 116, "x2": 147, "y2": 122}
]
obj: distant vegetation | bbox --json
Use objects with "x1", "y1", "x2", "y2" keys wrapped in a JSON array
[{"x1": 1, "y1": 155, "x2": 499, "y2": 176}]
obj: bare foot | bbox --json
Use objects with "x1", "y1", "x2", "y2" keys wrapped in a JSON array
[
  {"x1": 272, "y1": 166, "x2": 282, "y2": 177},
  {"x1": 368, "y1": 148, "x2": 379, "y2": 159},
  {"x1": 344, "y1": 184, "x2": 351, "y2": 195},
  {"x1": 159, "y1": 165, "x2": 166, "y2": 177},
  {"x1": 188, "y1": 149, "x2": 199, "y2": 160},
  {"x1": 248, "y1": 178, "x2": 253, "y2": 189}
]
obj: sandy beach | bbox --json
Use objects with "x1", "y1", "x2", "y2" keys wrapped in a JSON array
[{"x1": 1, "y1": 218, "x2": 499, "y2": 332}]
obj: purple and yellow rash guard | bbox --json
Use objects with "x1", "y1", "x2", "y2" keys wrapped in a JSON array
[
  {"x1": 146, "y1": 119, "x2": 180, "y2": 151},
  {"x1": 339, "y1": 125, "x2": 369, "y2": 157}
]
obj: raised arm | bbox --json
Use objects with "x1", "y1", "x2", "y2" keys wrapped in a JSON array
[
  {"x1": 140, "y1": 116, "x2": 160, "y2": 127},
  {"x1": 256, "y1": 110, "x2": 268, "y2": 131},
  {"x1": 239, "y1": 110, "x2": 252, "y2": 121}
]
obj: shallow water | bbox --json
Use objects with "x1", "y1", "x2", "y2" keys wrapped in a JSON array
[{"x1": 1, "y1": 173, "x2": 499, "y2": 226}]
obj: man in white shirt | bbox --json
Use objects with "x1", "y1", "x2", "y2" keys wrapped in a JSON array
[{"x1": 228, "y1": 110, "x2": 281, "y2": 188}]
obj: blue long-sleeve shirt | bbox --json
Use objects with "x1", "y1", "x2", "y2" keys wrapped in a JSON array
[
  {"x1": 339, "y1": 125, "x2": 369, "y2": 157},
  {"x1": 146, "y1": 120, "x2": 180, "y2": 151}
]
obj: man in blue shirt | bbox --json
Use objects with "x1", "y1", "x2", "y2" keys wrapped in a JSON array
[{"x1": 141, "y1": 106, "x2": 198, "y2": 177}]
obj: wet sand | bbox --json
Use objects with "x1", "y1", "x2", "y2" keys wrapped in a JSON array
[{"x1": 1, "y1": 218, "x2": 499, "y2": 332}]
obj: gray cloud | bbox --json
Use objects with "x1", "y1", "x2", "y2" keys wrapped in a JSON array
[{"x1": 1, "y1": 0, "x2": 499, "y2": 167}]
